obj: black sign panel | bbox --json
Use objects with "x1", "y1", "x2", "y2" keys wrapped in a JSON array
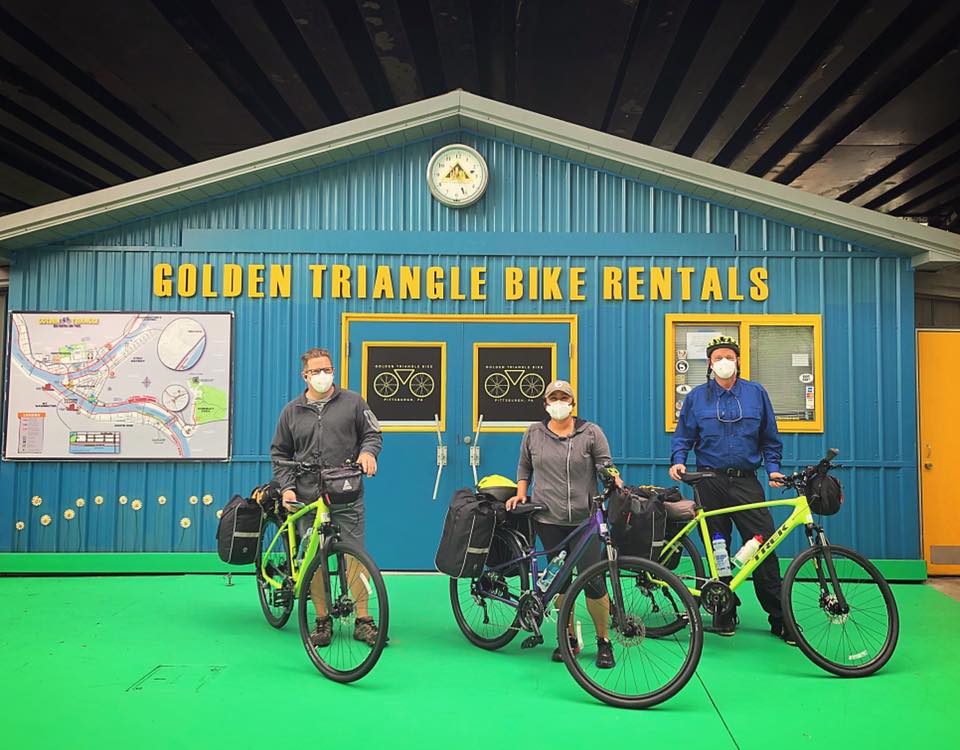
[
  {"x1": 476, "y1": 345, "x2": 554, "y2": 426},
  {"x1": 363, "y1": 344, "x2": 444, "y2": 426}
]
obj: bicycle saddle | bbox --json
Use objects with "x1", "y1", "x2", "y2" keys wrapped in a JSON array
[{"x1": 678, "y1": 471, "x2": 716, "y2": 484}]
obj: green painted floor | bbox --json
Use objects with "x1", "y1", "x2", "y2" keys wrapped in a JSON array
[{"x1": 1, "y1": 575, "x2": 957, "y2": 749}]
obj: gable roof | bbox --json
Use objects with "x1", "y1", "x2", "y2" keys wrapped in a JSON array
[{"x1": 1, "y1": 90, "x2": 957, "y2": 267}]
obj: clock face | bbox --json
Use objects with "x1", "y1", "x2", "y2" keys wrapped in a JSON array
[{"x1": 426, "y1": 144, "x2": 489, "y2": 208}]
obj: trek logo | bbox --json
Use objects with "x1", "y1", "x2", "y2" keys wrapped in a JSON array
[{"x1": 751, "y1": 522, "x2": 790, "y2": 563}]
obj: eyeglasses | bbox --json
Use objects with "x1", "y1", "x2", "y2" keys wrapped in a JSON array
[
  {"x1": 305, "y1": 368, "x2": 334, "y2": 376},
  {"x1": 716, "y1": 391, "x2": 743, "y2": 423}
]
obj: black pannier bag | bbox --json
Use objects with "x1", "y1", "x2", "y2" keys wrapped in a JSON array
[
  {"x1": 607, "y1": 485, "x2": 667, "y2": 560},
  {"x1": 216, "y1": 494, "x2": 263, "y2": 564},
  {"x1": 807, "y1": 472, "x2": 844, "y2": 516},
  {"x1": 484, "y1": 501, "x2": 533, "y2": 577},
  {"x1": 435, "y1": 488, "x2": 498, "y2": 577},
  {"x1": 321, "y1": 465, "x2": 364, "y2": 506}
]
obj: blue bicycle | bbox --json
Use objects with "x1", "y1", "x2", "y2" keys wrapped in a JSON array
[{"x1": 449, "y1": 468, "x2": 704, "y2": 708}]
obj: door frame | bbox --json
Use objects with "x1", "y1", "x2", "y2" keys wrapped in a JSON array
[{"x1": 916, "y1": 328, "x2": 960, "y2": 573}]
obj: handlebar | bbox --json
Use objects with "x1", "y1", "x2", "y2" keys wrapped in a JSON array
[{"x1": 775, "y1": 448, "x2": 841, "y2": 491}]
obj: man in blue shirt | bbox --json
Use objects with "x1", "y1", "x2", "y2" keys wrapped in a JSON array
[{"x1": 669, "y1": 336, "x2": 794, "y2": 644}]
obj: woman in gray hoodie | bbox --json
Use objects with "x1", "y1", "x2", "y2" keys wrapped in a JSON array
[{"x1": 506, "y1": 379, "x2": 619, "y2": 668}]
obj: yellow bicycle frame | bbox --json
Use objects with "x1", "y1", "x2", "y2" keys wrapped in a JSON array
[
  {"x1": 661, "y1": 494, "x2": 815, "y2": 596},
  {"x1": 260, "y1": 496, "x2": 332, "y2": 598}
]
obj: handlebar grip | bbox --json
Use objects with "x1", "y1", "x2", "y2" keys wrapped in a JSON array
[
  {"x1": 274, "y1": 459, "x2": 299, "y2": 467},
  {"x1": 823, "y1": 448, "x2": 839, "y2": 463}
]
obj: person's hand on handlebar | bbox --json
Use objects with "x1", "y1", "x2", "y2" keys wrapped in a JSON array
[
  {"x1": 505, "y1": 494, "x2": 528, "y2": 511},
  {"x1": 768, "y1": 471, "x2": 787, "y2": 488},
  {"x1": 669, "y1": 463, "x2": 686, "y2": 482},
  {"x1": 357, "y1": 452, "x2": 378, "y2": 477}
]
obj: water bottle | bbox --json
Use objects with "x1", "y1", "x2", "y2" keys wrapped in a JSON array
[
  {"x1": 296, "y1": 528, "x2": 312, "y2": 566},
  {"x1": 732, "y1": 535, "x2": 764, "y2": 568},
  {"x1": 537, "y1": 551, "x2": 567, "y2": 592},
  {"x1": 711, "y1": 535, "x2": 731, "y2": 577}
]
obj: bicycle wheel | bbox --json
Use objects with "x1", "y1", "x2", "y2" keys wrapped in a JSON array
[
  {"x1": 256, "y1": 516, "x2": 293, "y2": 628},
  {"x1": 558, "y1": 556, "x2": 702, "y2": 709},
  {"x1": 450, "y1": 528, "x2": 529, "y2": 650},
  {"x1": 297, "y1": 540, "x2": 389, "y2": 683},
  {"x1": 782, "y1": 544, "x2": 899, "y2": 677}
]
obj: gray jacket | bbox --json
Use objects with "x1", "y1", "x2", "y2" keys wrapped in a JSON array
[
  {"x1": 517, "y1": 418, "x2": 613, "y2": 525},
  {"x1": 270, "y1": 386, "x2": 382, "y2": 502}
]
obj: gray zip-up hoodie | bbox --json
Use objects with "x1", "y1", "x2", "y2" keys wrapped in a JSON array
[
  {"x1": 270, "y1": 386, "x2": 382, "y2": 502},
  {"x1": 517, "y1": 418, "x2": 613, "y2": 525}
]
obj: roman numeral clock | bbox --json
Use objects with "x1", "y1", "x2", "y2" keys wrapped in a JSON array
[{"x1": 426, "y1": 144, "x2": 489, "y2": 208}]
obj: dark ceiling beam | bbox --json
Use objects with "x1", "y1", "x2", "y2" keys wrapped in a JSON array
[
  {"x1": 892, "y1": 174, "x2": 960, "y2": 216},
  {"x1": 0, "y1": 122, "x2": 109, "y2": 190},
  {"x1": 600, "y1": 0, "x2": 650, "y2": 133},
  {"x1": 771, "y1": 14, "x2": 960, "y2": 185},
  {"x1": 428, "y1": 0, "x2": 480, "y2": 93},
  {"x1": 747, "y1": 0, "x2": 955, "y2": 180},
  {"x1": 631, "y1": 0, "x2": 720, "y2": 145},
  {"x1": 0, "y1": 56, "x2": 164, "y2": 173},
  {"x1": 838, "y1": 117, "x2": 960, "y2": 204},
  {"x1": 396, "y1": 0, "x2": 447, "y2": 98},
  {"x1": 324, "y1": 0, "x2": 397, "y2": 111},
  {"x1": 150, "y1": 0, "x2": 305, "y2": 140},
  {"x1": 250, "y1": 0, "x2": 347, "y2": 123},
  {"x1": 0, "y1": 93, "x2": 136, "y2": 181},
  {"x1": 864, "y1": 150, "x2": 960, "y2": 211},
  {"x1": 673, "y1": 0, "x2": 793, "y2": 156},
  {"x1": 470, "y1": 0, "x2": 518, "y2": 103},
  {"x1": 0, "y1": 192, "x2": 31, "y2": 215},
  {"x1": 0, "y1": 4, "x2": 195, "y2": 166},
  {"x1": 353, "y1": 0, "x2": 426, "y2": 104},
  {"x1": 0, "y1": 131, "x2": 103, "y2": 195}
]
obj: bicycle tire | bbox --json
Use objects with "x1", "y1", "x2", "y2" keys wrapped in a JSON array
[
  {"x1": 256, "y1": 516, "x2": 293, "y2": 629},
  {"x1": 782, "y1": 543, "x2": 899, "y2": 677},
  {"x1": 297, "y1": 540, "x2": 389, "y2": 683},
  {"x1": 557, "y1": 556, "x2": 703, "y2": 709},
  {"x1": 450, "y1": 527, "x2": 529, "y2": 650}
]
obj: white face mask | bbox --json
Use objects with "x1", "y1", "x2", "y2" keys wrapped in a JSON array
[
  {"x1": 546, "y1": 401, "x2": 573, "y2": 421},
  {"x1": 309, "y1": 372, "x2": 335, "y2": 393},
  {"x1": 711, "y1": 358, "x2": 737, "y2": 380}
]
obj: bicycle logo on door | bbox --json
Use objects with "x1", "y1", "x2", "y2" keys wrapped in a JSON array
[
  {"x1": 483, "y1": 369, "x2": 546, "y2": 400},
  {"x1": 373, "y1": 368, "x2": 436, "y2": 400}
]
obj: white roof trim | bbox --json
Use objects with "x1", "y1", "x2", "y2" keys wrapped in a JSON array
[{"x1": 1, "y1": 90, "x2": 958, "y2": 265}]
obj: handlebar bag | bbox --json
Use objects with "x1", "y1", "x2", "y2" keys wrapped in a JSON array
[
  {"x1": 807, "y1": 472, "x2": 843, "y2": 516},
  {"x1": 321, "y1": 466, "x2": 364, "y2": 506}
]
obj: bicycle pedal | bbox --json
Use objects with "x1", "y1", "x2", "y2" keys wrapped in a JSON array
[{"x1": 520, "y1": 635, "x2": 543, "y2": 649}]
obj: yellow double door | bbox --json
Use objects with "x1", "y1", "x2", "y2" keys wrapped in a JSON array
[{"x1": 918, "y1": 330, "x2": 960, "y2": 575}]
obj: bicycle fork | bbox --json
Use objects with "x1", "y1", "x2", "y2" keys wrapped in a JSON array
[{"x1": 806, "y1": 526, "x2": 850, "y2": 615}]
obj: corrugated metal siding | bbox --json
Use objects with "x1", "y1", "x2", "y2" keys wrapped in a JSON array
[{"x1": 3, "y1": 131, "x2": 919, "y2": 560}]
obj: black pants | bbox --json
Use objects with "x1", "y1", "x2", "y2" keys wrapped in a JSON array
[
  {"x1": 696, "y1": 473, "x2": 783, "y2": 626},
  {"x1": 536, "y1": 521, "x2": 606, "y2": 600}
]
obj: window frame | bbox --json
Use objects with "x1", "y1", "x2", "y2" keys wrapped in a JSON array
[{"x1": 664, "y1": 313, "x2": 824, "y2": 434}]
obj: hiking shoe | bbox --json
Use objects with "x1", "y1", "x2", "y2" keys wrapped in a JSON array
[
  {"x1": 771, "y1": 620, "x2": 797, "y2": 646},
  {"x1": 309, "y1": 616, "x2": 332, "y2": 648},
  {"x1": 353, "y1": 616, "x2": 379, "y2": 647},
  {"x1": 552, "y1": 633, "x2": 581, "y2": 662},
  {"x1": 595, "y1": 638, "x2": 615, "y2": 669}
]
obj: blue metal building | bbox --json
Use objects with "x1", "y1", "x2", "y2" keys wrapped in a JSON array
[{"x1": 2, "y1": 92, "x2": 957, "y2": 571}]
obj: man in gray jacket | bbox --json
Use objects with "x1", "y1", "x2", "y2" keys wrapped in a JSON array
[{"x1": 270, "y1": 346, "x2": 382, "y2": 648}]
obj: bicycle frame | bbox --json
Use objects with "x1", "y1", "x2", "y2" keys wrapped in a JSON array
[
  {"x1": 260, "y1": 496, "x2": 333, "y2": 598},
  {"x1": 662, "y1": 494, "x2": 815, "y2": 596}
]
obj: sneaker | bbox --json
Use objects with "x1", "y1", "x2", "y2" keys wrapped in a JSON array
[
  {"x1": 309, "y1": 616, "x2": 332, "y2": 648},
  {"x1": 551, "y1": 632, "x2": 581, "y2": 662},
  {"x1": 705, "y1": 612, "x2": 738, "y2": 636},
  {"x1": 595, "y1": 638, "x2": 615, "y2": 669},
  {"x1": 770, "y1": 620, "x2": 797, "y2": 646},
  {"x1": 353, "y1": 616, "x2": 379, "y2": 647}
]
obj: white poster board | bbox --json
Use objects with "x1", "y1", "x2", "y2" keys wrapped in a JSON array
[{"x1": 4, "y1": 312, "x2": 233, "y2": 460}]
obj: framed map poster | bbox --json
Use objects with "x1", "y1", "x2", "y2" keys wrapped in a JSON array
[{"x1": 3, "y1": 311, "x2": 233, "y2": 460}]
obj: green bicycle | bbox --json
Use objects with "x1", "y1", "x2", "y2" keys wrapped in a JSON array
[
  {"x1": 256, "y1": 459, "x2": 389, "y2": 683},
  {"x1": 659, "y1": 449, "x2": 899, "y2": 677}
]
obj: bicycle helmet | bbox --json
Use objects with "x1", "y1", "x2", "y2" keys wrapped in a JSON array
[
  {"x1": 476, "y1": 474, "x2": 518, "y2": 503},
  {"x1": 706, "y1": 335, "x2": 740, "y2": 358}
]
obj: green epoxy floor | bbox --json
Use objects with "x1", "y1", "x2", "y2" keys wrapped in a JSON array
[{"x1": 1, "y1": 575, "x2": 957, "y2": 749}]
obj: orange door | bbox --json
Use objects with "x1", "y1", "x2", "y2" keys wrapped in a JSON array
[{"x1": 918, "y1": 330, "x2": 960, "y2": 575}]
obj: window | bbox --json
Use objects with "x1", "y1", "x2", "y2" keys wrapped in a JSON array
[{"x1": 665, "y1": 314, "x2": 824, "y2": 433}]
